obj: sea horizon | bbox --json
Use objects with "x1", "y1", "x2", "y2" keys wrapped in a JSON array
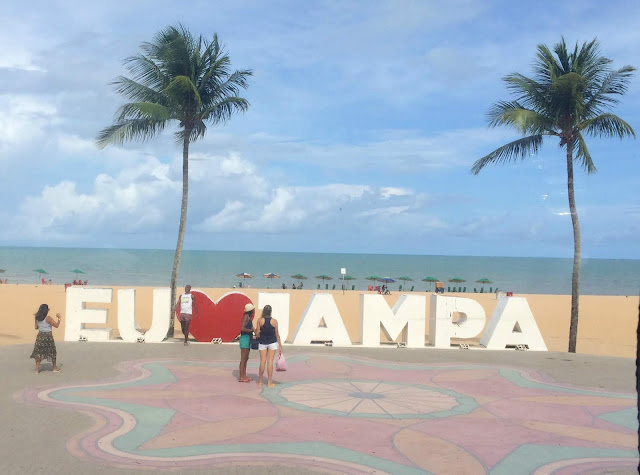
[{"x1": 1, "y1": 246, "x2": 639, "y2": 297}]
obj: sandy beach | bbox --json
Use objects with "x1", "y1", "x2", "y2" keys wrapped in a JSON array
[{"x1": 1, "y1": 284, "x2": 636, "y2": 357}]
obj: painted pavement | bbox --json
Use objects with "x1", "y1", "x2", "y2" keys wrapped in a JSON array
[{"x1": 20, "y1": 355, "x2": 638, "y2": 473}]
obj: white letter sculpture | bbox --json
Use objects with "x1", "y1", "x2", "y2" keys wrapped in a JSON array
[
  {"x1": 360, "y1": 294, "x2": 426, "y2": 347},
  {"x1": 257, "y1": 292, "x2": 290, "y2": 342},
  {"x1": 429, "y1": 295, "x2": 487, "y2": 348},
  {"x1": 65, "y1": 287, "x2": 113, "y2": 341},
  {"x1": 117, "y1": 288, "x2": 170, "y2": 343},
  {"x1": 480, "y1": 296, "x2": 547, "y2": 350},
  {"x1": 291, "y1": 293, "x2": 351, "y2": 346}
]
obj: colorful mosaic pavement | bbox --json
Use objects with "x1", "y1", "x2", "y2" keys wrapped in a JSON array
[{"x1": 20, "y1": 355, "x2": 638, "y2": 474}]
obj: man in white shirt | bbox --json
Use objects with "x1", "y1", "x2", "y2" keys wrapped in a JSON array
[{"x1": 176, "y1": 285, "x2": 198, "y2": 345}]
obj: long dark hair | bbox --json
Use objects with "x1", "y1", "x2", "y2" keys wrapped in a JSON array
[
  {"x1": 262, "y1": 305, "x2": 272, "y2": 318},
  {"x1": 35, "y1": 304, "x2": 49, "y2": 321}
]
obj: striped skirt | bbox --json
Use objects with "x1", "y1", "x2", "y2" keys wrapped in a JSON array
[{"x1": 30, "y1": 332, "x2": 57, "y2": 362}]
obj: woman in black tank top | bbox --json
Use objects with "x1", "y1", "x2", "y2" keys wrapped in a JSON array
[{"x1": 254, "y1": 305, "x2": 282, "y2": 387}]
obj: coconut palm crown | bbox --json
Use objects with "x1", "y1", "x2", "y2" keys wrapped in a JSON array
[
  {"x1": 471, "y1": 37, "x2": 635, "y2": 353},
  {"x1": 97, "y1": 24, "x2": 252, "y2": 338}
]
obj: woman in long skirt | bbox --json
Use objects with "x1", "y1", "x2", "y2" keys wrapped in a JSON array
[{"x1": 30, "y1": 303, "x2": 61, "y2": 373}]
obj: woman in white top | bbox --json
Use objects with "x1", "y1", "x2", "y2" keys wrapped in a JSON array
[{"x1": 30, "y1": 304, "x2": 61, "y2": 373}]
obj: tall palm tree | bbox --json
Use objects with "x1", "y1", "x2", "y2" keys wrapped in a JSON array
[
  {"x1": 471, "y1": 38, "x2": 635, "y2": 353},
  {"x1": 97, "y1": 24, "x2": 252, "y2": 338}
]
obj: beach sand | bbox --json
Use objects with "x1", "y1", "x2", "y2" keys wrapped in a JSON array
[{"x1": 1, "y1": 284, "x2": 637, "y2": 357}]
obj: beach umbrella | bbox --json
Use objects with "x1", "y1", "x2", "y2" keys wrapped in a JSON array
[
  {"x1": 377, "y1": 277, "x2": 396, "y2": 284},
  {"x1": 34, "y1": 268, "x2": 48, "y2": 282},
  {"x1": 342, "y1": 275, "x2": 357, "y2": 280},
  {"x1": 290, "y1": 274, "x2": 307, "y2": 287},
  {"x1": 475, "y1": 278, "x2": 493, "y2": 291},
  {"x1": 397, "y1": 276, "x2": 413, "y2": 283},
  {"x1": 448, "y1": 277, "x2": 466, "y2": 283},
  {"x1": 236, "y1": 272, "x2": 253, "y2": 279},
  {"x1": 422, "y1": 276, "x2": 439, "y2": 291},
  {"x1": 263, "y1": 272, "x2": 280, "y2": 279},
  {"x1": 71, "y1": 269, "x2": 85, "y2": 274},
  {"x1": 315, "y1": 274, "x2": 333, "y2": 282},
  {"x1": 0, "y1": 269, "x2": 5, "y2": 273},
  {"x1": 364, "y1": 275, "x2": 380, "y2": 289}
]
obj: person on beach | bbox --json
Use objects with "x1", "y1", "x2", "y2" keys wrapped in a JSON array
[
  {"x1": 176, "y1": 285, "x2": 198, "y2": 345},
  {"x1": 30, "y1": 304, "x2": 61, "y2": 373},
  {"x1": 238, "y1": 303, "x2": 256, "y2": 382},
  {"x1": 254, "y1": 304, "x2": 282, "y2": 388}
]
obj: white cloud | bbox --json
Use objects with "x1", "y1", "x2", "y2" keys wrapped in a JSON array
[
  {"x1": 0, "y1": 95, "x2": 57, "y2": 152},
  {"x1": 8, "y1": 156, "x2": 180, "y2": 241},
  {"x1": 380, "y1": 187, "x2": 413, "y2": 199},
  {"x1": 358, "y1": 206, "x2": 410, "y2": 218}
]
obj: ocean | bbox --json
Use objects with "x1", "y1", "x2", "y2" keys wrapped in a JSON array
[{"x1": 0, "y1": 247, "x2": 638, "y2": 296}]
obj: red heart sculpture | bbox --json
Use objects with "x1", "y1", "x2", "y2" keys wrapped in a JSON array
[{"x1": 175, "y1": 290, "x2": 252, "y2": 342}]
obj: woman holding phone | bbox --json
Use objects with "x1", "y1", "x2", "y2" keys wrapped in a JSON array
[{"x1": 30, "y1": 304, "x2": 61, "y2": 373}]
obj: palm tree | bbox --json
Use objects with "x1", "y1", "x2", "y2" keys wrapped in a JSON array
[
  {"x1": 472, "y1": 38, "x2": 635, "y2": 353},
  {"x1": 97, "y1": 24, "x2": 252, "y2": 338}
]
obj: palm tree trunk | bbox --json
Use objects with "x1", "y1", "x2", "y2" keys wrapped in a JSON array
[
  {"x1": 168, "y1": 130, "x2": 191, "y2": 339},
  {"x1": 566, "y1": 141, "x2": 581, "y2": 353}
]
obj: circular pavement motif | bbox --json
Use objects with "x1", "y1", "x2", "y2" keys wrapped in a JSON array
[{"x1": 271, "y1": 379, "x2": 473, "y2": 419}]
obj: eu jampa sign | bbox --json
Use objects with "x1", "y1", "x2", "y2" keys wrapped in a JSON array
[{"x1": 64, "y1": 288, "x2": 547, "y2": 350}]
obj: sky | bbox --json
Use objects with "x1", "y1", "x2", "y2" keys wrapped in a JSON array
[{"x1": 1, "y1": 0, "x2": 639, "y2": 259}]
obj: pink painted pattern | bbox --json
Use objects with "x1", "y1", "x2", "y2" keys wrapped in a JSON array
[{"x1": 19, "y1": 355, "x2": 638, "y2": 473}]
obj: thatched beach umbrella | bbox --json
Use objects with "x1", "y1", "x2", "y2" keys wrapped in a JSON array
[
  {"x1": 341, "y1": 275, "x2": 356, "y2": 287},
  {"x1": 315, "y1": 275, "x2": 333, "y2": 285},
  {"x1": 422, "y1": 276, "x2": 439, "y2": 291},
  {"x1": 449, "y1": 277, "x2": 466, "y2": 291},
  {"x1": 475, "y1": 278, "x2": 493, "y2": 291}
]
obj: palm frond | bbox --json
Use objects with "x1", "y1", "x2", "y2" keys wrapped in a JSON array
[
  {"x1": 201, "y1": 97, "x2": 250, "y2": 125},
  {"x1": 96, "y1": 119, "x2": 166, "y2": 148},
  {"x1": 111, "y1": 76, "x2": 166, "y2": 104},
  {"x1": 580, "y1": 113, "x2": 636, "y2": 139},
  {"x1": 98, "y1": 24, "x2": 251, "y2": 150},
  {"x1": 471, "y1": 135, "x2": 544, "y2": 175},
  {"x1": 123, "y1": 54, "x2": 167, "y2": 90},
  {"x1": 487, "y1": 101, "x2": 554, "y2": 134},
  {"x1": 574, "y1": 132, "x2": 597, "y2": 173},
  {"x1": 165, "y1": 75, "x2": 202, "y2": 109},
  {"x1": 503, "y1": 73, "x2": 548, "y2": 111},
  {"x1": 583, "y1": 66, "x2": 636, "y2": 117},
  {"x1": 115, "y1": 102, "x2": 172, "y2": 122}
]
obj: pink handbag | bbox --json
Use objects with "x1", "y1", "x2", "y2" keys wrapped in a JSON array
[{"x1": 276, "y1": 351, "x2": 287, "y2": 371}]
